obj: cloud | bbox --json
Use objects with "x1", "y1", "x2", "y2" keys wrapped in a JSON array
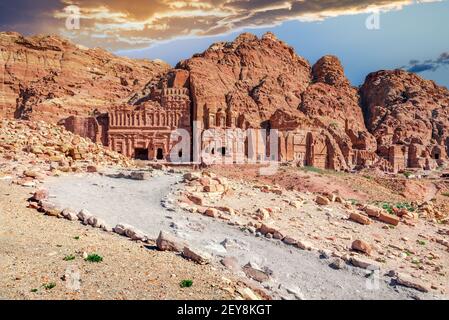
[
  {"x1": 405, "y1": 52, "x2": 449, "y2": 73},
  {"x1": 0, "y1": 0, "x2": 442, "y2": 50}
]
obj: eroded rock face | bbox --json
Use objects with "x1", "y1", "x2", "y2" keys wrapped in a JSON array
[
  {"x1": 0, "y1": 32, "x2": 169, "y2": 123},
  {"x1": 360, "y1": 69, "x2": 449, "y2": 171},
  {"x1": 7, "y1": 31, "x2": 448, "y2": 172},
  {"x1": 176, "y1": 32, "x2": 311, "y2": 128}
]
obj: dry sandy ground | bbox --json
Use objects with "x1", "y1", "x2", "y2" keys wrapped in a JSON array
[
  {"x1": 0, "y1": 180, "x2": 235, "y2": 300},
  {"x1": 43, "y1": 170, "x2": 443, "y2": 300}
]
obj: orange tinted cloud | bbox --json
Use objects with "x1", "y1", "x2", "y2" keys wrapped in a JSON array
[{"x1": 1, "y1": 0, "x2": 437, "y2": 50}]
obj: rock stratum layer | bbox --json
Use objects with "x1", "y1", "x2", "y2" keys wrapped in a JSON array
[
  {"x1": 2, "y1": 31, "x2": 449, "y2": 172},
  {"x1": 0, "y1": 32, "x2": 170, "y2": 123}
]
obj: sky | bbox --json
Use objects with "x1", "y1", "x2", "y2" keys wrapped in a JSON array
[{"x1": 1, "y1": 0, "x2": 448, "y2": 87}]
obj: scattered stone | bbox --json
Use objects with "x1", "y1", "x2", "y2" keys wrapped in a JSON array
[
  {"x1": 378, "y1": 212, "x2": 400, "y2": 226},
  {"x1": 77, "y1": 209, "x2": 93, "y2": 224},
  {"x1": 395, "y1": 273, "x2": 430, "y2": 293},
  {"x1": 351, "y1": 239, "x2": 373, "y2": 255},
  {"x1": 86, "y1": 165, "x2": 97, "y2": 173},
  {"x1": 183, "y1": 172, "x2": 202, "y2": 181},
  {"x1": 283, "y1": 236, "x2": 298, "y2": 246},
  {"x1": 296, "y1": 239, "x2": 314, "y2": 251},
  {"x1": 364, "y1": 205, "x2": 382, "y2": 217},
  {"x1": 349, "y1": 211, "x2": 371, "y2": 225},
  {"x1": 204, "y1": 208, "x2": 219, "y2": 218},
  {"x1": 156, "y1": 231, "x2": 184, "y2": 252},
  {"x1": 61, "y1": 208, "x2": 78, "y2": 221},
  {"x1": 258, "y1": 223, "x2": 276, "y2": 236},
  {"x1": 242, "y1": 262, "x2": 271, "y2": 283},
  {"x1": 315, "y1": 195, "x2": 330, "y2": 206},
  {"x1": 329, "y1": 258, "x2": 346, "y2": 270},
  {"x1": 31, "y1": 188, "x2": 49, "y2": 202},
  {"x1": 182, "y1": 246, "x2": 211, "y2": 264},
  {"x1": 130, "y1": 171, "x2": 151, "y2": 180},
  {"x1": 220, "y1": 257, "x2": 240, "y2": 271},
  {"x1": 39, "y1": 200, "x2": 61, "y2": 217},
  {"x1": 350, "y1": 256, "x2": 380, "y2": 270}
]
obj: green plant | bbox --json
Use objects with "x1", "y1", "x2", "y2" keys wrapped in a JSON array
[
  {"x1": 416, "y1": 240, "x2": 426, "y2": 246},
  {"x1": 30, "y1": 288, "x2": 38, "y2": 293},
  {"x1": 63, "y1": 254, "x2": 76, "y2": 261},
  {"x1": 85, "y1": 253, "x2": 103, "y2": 263},
  {"x1": 43, "y1": 282, "x2": 56, "y2": 290},
  {"x1": 74, "y1": 236, "x2": 80, "y2": 240},
  {"x1": 403, "y1": 171, "x2": 413, "y2": 178},
  {"x1": 441, "y1": 192, "x2": 449, "y2": 197},
  {"x1": 180, "y1": 279, "x2": 193, "y2": 288},
  {"x1": 302, "y1": 166, "x2": 324, "y2": 174}
]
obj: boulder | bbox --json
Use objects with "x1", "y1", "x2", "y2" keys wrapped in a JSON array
[
  {"x1": 156, "y1": 231, "x2": 184, "y2": 252},
  {"x1": 220, "y1": 256, "x2": 240, "y2": 271},
  {"x1": 182, "y1": 246, "x2": 211, "y2": 264},
  {"x1": 204, "y1": 208, "x2": 219, "y2": 218},
  {"x1": 350, "y1": 256, "x2": 380, "y2": 270},
  {"x1": 77, "y1": 209, "x2": 93, "y2": 224},
  {"x1": 130, "y1": 171, "x2": 151, "y2": 180},
  {"x1": 183, "y1": 172, "x2": 202, "y2": 181},
  {"x1": 242, "y1": 262, "x2": 271, "y2": 283},
  {"x1": 351, "y1": 239, "x2": 373, "y2": 255},
  {"x1": 296, "y1": 239, "x2": 314, "y2": 251},
  {"x1": 349, "y1": 211, "x2": 371, "y2": 225},
  {"x1": 61, "y1": 208, "x2": 78, "y2": 221},
  {"x1": 364, "y1": 205, "x2": 383, "y2": 218},
  {"x1": 378, "y1": 212, "x2": 400, "y2": 226},
  {"x1": 31, "y1": 188, "x2": 49, "y2": 202},
  {"x1": 315, "y1": 195, "x2": 330, "y2": 206},
  {"x1": 395, "y1": 272, "x2": 430, "y2": 293}
]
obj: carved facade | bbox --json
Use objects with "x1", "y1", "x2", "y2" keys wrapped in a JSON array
[{"x1": 60, "y1": 85, "x2": 442, "y2": 172}]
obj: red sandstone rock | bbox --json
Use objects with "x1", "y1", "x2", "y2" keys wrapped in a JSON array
[
  {"x1": 0, "y1": 32, "x2": 169, "y2": 123},
  {"x1": 349, "y1": 212, "x2": 372, "y2": 225},
  {"x1": 351, "y1": 239, "x2": 373, "y2": 255},
  {"x1": 360, "y1": 69, "x2": 449, "y2": 172}
]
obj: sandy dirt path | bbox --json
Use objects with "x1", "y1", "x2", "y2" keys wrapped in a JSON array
[
  {"x1": 44, "y1": 171, "x2": 438, "y2": 300},
  {"x1": 0, "y1": 180, "x2": 234, "y2": 300}
]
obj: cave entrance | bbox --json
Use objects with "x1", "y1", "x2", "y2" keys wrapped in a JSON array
[
  {"x1": 156, "y1": 148, "x2": 164, "y2": 160},
  {"x1": 134, "y1": 148, "x2": 149, "y2": 160}
]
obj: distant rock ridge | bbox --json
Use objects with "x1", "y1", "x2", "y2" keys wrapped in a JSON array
[
  {"x1": 0, "y1": 32, "x2": 170, "y2": 123},
  {"x1": 2, "y1": 31, "x2": 448, "y2": 172}
]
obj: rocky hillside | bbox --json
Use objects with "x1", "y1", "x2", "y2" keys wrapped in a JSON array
[
  {"x1": 0, "y1": 32, "x2": 169, "y2": 123},
  {"x1": 133, "y1": 32, "x2": 380, "y2": 169},
  {"x1": 360, "y1": 69, "x2": 449, "y2": 159}
]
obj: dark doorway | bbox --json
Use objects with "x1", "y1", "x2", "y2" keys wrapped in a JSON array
[
  {"x1": 219, "y1": 147, "x2": 227, "y2": 156},
  {"x1": 435, "y1": 153, "x2": 440, "y2": 160},
  {"x1": 156, "y1": 148, "x2": 164, "y2": 160},
  {"x1": 134, "y1": 148, "x2": 149, "y2": 160}
]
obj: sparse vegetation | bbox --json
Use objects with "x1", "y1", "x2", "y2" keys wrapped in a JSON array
[
  {"x1": 301, "y1": 166, "x2": 324, "y2": 174},
  {"x1": 441, "y1": 192, "x2": 449, "y2": 197},
  {"x1": 403, "y1": 171, "x2": 413, "y2": 178},
  {"x1": 43, "y1": 282, "x2": 56, "y2": 290},
  {"x1": 85, "y1": 253, "x2": 103, "y2": 263},
  {"x1": 374, "y1": 201, "x2": 415, "y2": 215},
  {"x1": 30, "y1": 288, "x2": 38, "y2": 293},
  {"x1": 74, "y1": 236, "x2": 80, "y2": 240},
  {"x1": 416, "y1": 240, "x2": 426, "y2": 246},
  {"x1": 63, "y1": 254, "x2": 76, "y2": 261},
  {"x1": 180, "y1": 279, "x2": 193, "y2": 288}
]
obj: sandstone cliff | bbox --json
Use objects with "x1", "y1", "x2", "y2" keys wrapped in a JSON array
[
  {"x1": 0, "y1": 32, "x2": 170, "y2": 123},
  {"x1": 132, "y1": 32, "x2": 378, "y2": 170},
  {"x1": 360, "y1": 69, "x2": 449, "y2": 168}
]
